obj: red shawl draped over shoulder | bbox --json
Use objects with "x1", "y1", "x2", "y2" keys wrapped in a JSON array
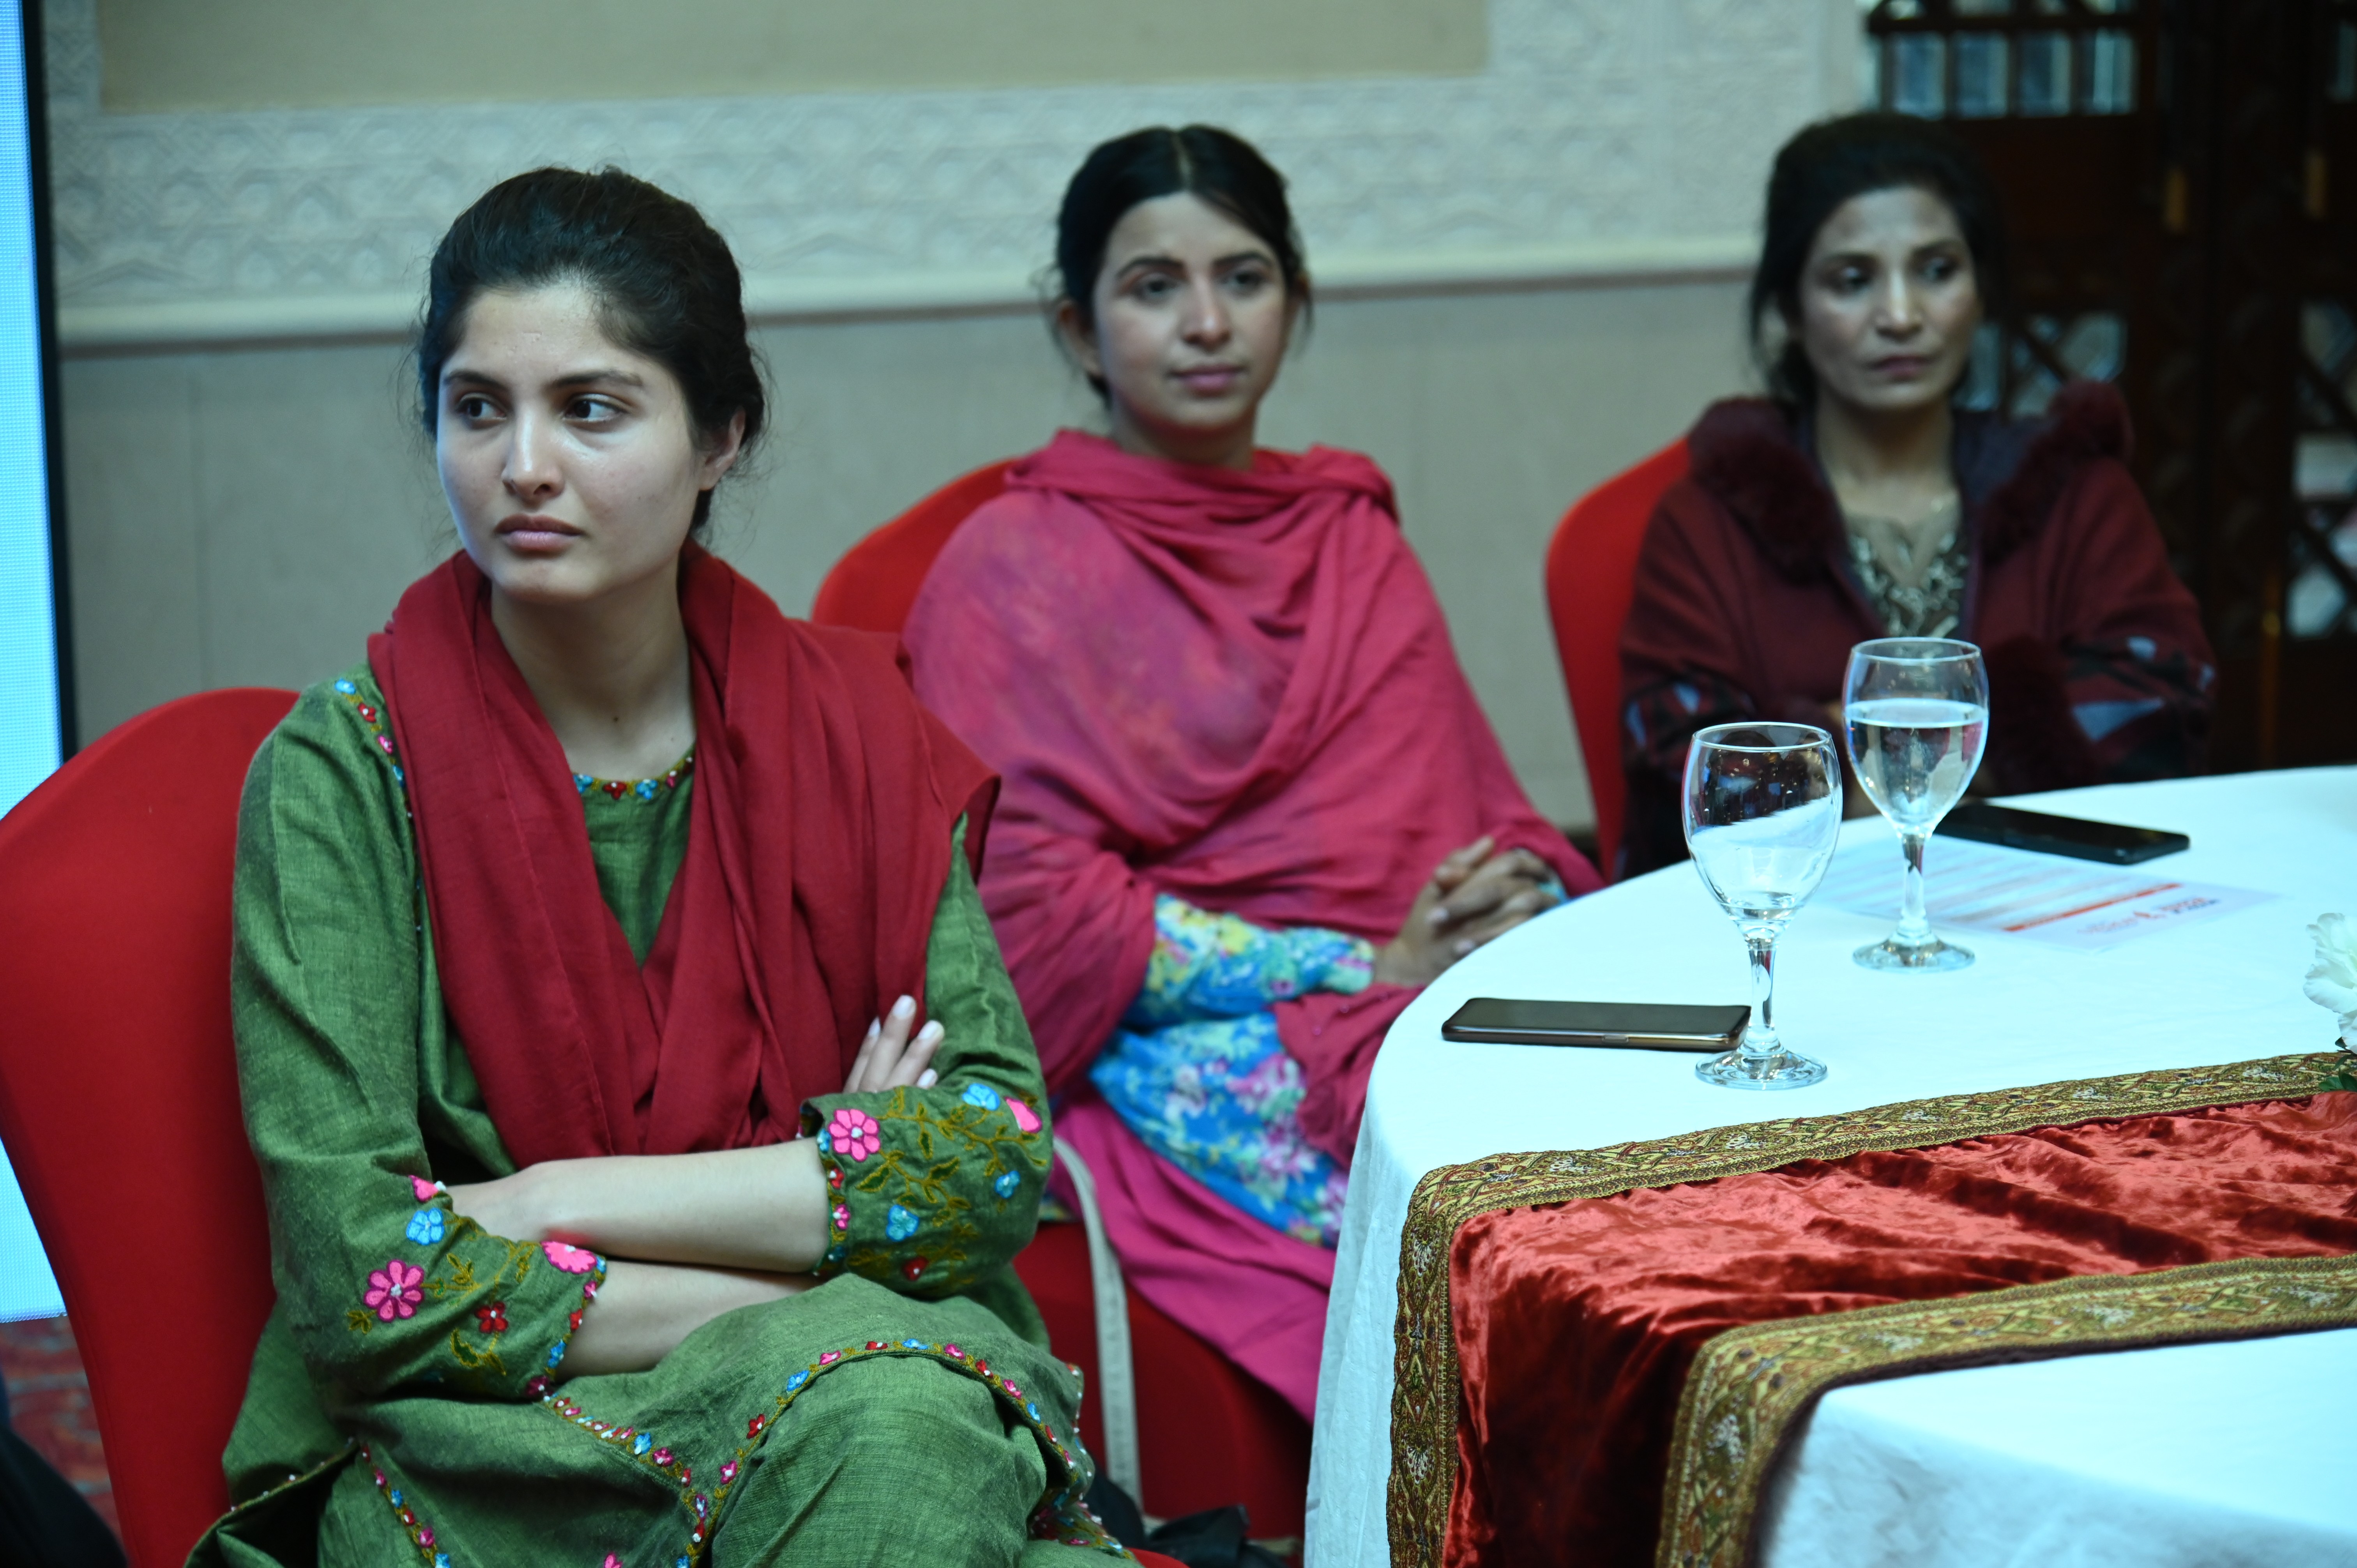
[
  {"x1": 369, "y1": 546, "x2": 995, "y2": 1168},
  {"x1": 904, "y1": 430, "x2": 1599, "y2": 1161}
]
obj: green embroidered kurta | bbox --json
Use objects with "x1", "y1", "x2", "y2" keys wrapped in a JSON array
[{"x1": 198, "y1": 668, "x2": 1122, "y2": 1567}]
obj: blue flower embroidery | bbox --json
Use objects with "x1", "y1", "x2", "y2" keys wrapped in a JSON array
[
  {"x1": 634, "y1": 1432, "x2": 653, "y2": 1455},
  {"x1": 901, "y1": 1338, "x2": 926, "y2": 1349},
  {"x1": 885, "y1": 1203, "x2": 919, "y2": 1241},
  {"x1": 786, "y1": 1369, "x2": 809, "y2": 1392},
  {"x1": 1026, "y1": 1402, "x2": 1040, "y2": 1421},
  {"x1": 993, "y1": 1169, "x2": 1022, "y2": 1198},
  {"x1": 335, "y1": 679, "x2": 356, "y2": 694},
  {"x1": 961, "y1": 1082, "x2": 1002, "y2": 1110},
  {"x1": 573, "y1": 774, "x2": 594, "y2": 795},
  {"x1": 435, "y1": 1556, "x2": 451, "y2": 1568},
  {"x1": 816, "y1": 1128, "x2": 834, "y2": 1155},
  {"x1": 547, "y1": 1342, "x2": 566, "y2": 1369},
  {"x1": 404, "y1": 1208, "x2": 445, "y2": 1245},
  {"x1": 635, "y1": 779, "x2": 659, "y2": 801},
  {"x1": 388, "y1": 1489, "x2": 403, "y2": 1506}
]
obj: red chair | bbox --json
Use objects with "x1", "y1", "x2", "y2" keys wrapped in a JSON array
[
  {"x1": 0, "y1": 688, "x2": 297, "y2": 1566},
  {"x1": 811, "y1": 460, "x2": 1015, "y2": 634},
  {"x1": 819, "y1": 469, "x2": 1314, "y2": 1545},
  {"x1": 1014, "y1": 1223, "x2": 1309, "y2": 1537},
  {"x1": 1543, "y1": 439, "x2": 1690, "y2": 881}
]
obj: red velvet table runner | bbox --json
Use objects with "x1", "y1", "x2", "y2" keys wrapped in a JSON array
[{"x1": 1384, "y1": 1053, "x2": 2357, "y2": 1568}]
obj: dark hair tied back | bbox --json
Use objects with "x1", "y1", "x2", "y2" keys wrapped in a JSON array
[
  {"x1": 1749, "y1": 112, "x2": 2008, "y2": 410},
  {"x1": 417, "y1": 167, "x2": 767, "y2": 531},
  {"x1": 1054, "y1": 125, "x2": 1309, "y2": 394}
]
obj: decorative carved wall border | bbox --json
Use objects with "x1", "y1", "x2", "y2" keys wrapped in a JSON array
[{"x1": 45, "y1": 0, "x2": 1851, "y2": 352}]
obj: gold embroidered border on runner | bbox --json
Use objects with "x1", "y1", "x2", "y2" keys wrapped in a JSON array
[
  {"x1": 1654, "y1": 1251, "x2": 2357, "y2": 1568},
  {"x1": 1384, "y1": 1051, "x2": 2349, "y2": 1568}
]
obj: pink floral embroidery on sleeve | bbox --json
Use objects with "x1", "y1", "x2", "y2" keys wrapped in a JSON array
[
  {"x1": 542, "y1": 1241, "x2": 599, "y2": 1274},
  {"x1": 363, "y1": 1259, "x2": 424, "y2": 1321},
  {"x1": 1005, "y1": 1098, "x2": 1041, "y2": 1135},
  {"x1": 827, "y1": 1107, "x2": 882, "y2": 1162},
  {"x1": 409, "y1": 1175, "x2": 443, "y2": 1202}
]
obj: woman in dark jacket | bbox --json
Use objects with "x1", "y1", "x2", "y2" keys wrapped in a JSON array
[{"x1": 1617, "y1": 113, "x2": 2213, "y2": 876}]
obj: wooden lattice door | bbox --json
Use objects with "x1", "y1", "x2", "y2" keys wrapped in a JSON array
[{"x1": 1864, "y1": 0, "x2": 2357, "y2": 770}]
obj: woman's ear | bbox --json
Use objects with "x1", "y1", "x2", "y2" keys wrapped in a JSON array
[
  {"x1": 699, "y1": 409, "x2": 747, "y2": 491},
  {"x1": 1054, "y1": 297, "x2": 1104, "y2": 384}
]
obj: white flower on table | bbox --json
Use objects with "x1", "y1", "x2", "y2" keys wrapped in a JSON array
[{"x1": 2306, "y1": 913, "x2": 2357, "y2": 1051}]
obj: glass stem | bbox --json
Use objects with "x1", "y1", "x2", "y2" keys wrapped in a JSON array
[
  {"x1": 1743, "y1": 934, "x2": 1779, "y2": 1060},
  {"x1": 1896, "y1": 832, "x2": 1933, "y2": 948}
]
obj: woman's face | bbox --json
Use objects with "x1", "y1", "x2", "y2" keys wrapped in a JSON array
[
  {"x1": 436, "y1": 281, "x2": 741, "y2": 609},
  {"x1": 1793, "y1": 184, "x2": 1982, "y2": 420},
  {"x1": 1067, "y1": 191, "x2": 1299, "y2": 467}
]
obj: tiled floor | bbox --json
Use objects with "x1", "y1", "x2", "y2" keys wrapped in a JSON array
[{"x1": 0, "y1": 1315, "x2": 118, "y2": 1532}]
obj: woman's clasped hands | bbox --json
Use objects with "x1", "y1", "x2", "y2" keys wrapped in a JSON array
[{"x1": 1373, "y1": 835, "x2": 1564, "y2": 987}]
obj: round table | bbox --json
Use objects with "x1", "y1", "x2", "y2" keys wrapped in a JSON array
[{"x1": 1306, "y1": 767, "x2": 2357, "y2": 1567}]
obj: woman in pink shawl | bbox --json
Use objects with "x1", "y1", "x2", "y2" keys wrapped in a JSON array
[{"x1": 904, "y1": 127, "x2": 1601, "y2": 1418}]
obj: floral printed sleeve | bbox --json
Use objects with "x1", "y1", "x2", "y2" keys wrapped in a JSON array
[
  {"x1": 802, "y1": 818, "x2": 1054, "y2": 1298},
  {"x1": 231, "y1": 680, "x2": 603, "y2": 1406},
  {"x1": 1063, "y1": 897, "x2": 1378, "y2": 1249},
  {"x1": 1090, "y1": 1012, "x2": 1350, "y2": 1246},
  {"x1": 1122, "y1": 893, "x2": 1375, "y2": 1031}
]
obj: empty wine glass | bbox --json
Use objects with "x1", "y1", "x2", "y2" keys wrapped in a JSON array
[
  {"x1": 1843, "y1": 637, "x2": 1989, "y2": 971},
  {"x1": 1683, "y1": 722, "x2": 1843, "y2": 1089}
]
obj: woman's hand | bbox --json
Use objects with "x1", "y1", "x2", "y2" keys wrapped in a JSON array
[
  {"x1": 445, "y1": 1169, "x2": 550, "y2": 1246},
  {"x1": 562, "y1": 1259, "x2": 813, "y2": 1377},
  {"x1": 842, "y1": 994, "x2": 944, "y2": 1094},
  {"x1": 1373, "y1": 837, "x2": 1564, "y2": 987}
]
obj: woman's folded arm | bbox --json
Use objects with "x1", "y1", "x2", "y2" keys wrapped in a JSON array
[
  {"x1": 802, "y1": 818, "x2": 1053, "y2": 1297},
  {"x1": 449, "y1": 818, "x2": 1055, "y2": 1302},
  {"x1": 232, "y1": 700, "x2": 605, "y2": 1405},
  {"x1": 1122, "y1": 893, "x2": 1374, "y2": 1030}
]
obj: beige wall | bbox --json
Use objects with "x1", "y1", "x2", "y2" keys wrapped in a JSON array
[
  {"x1": 63, "y1": 277, "x2": 1750, "y2": 830},
  {"x1": 98, "y1": 0, "x2": 1485, "y2": 111}
]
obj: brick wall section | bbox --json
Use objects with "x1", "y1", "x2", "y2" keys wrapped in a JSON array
[{"x1": 0, "y1": 1316, "x2": 118, "y2": 1532}]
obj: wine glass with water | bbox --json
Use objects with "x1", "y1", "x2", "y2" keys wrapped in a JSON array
[
  {"x1": 1682, "y1": 722, "x2": 1843, "y2": 1089},
  {"x1": 1843, "y1": 637, "x2": 1989, "y2": 971}
]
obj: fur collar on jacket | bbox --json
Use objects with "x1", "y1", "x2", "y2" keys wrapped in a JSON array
[{"x1": 1685, "y1": 380, "x2": 2131, "y2": 581}]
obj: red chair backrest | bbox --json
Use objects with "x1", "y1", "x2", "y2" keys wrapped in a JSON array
[
  {"x1": 810, "y1": 460, "x2": 1016, "y2": 634},
  {"x1": 0, "y1": 687, "x2": 297, "y2": 1567},
  {"x1": 1543, "y1": 439, "x2": 1689, "y2": 880}
]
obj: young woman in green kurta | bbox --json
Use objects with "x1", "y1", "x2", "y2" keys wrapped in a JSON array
[{"x1": 198, "y1": 170, "x2": 1124, "y2": 1566}]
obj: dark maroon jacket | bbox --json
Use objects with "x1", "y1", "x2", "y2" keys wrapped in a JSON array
[{"x1": 1617, "y1": 381, "x2": 2215, "y2": 876}]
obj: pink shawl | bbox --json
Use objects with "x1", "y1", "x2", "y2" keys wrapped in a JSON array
[{"x1": 905, "y1": 430, "x2": 1598, "y2": 1162}]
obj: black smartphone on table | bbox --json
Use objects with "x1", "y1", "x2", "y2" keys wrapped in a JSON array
[
  {"x1": 1935, "y1": 801, "x2": 2190, "y2": 865},
  {"x1": 1440, "y1": 998, "x2": 1749, "y2": 1054}
]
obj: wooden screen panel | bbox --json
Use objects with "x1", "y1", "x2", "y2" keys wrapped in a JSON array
[{"x1": 1866, "y1": 0, "x2": 2357, "y2": 769}]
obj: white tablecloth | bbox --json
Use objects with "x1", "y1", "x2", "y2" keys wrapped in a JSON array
[{"x1": 1305, "y1": 768, "x2": 2357, "y2": 1567}]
